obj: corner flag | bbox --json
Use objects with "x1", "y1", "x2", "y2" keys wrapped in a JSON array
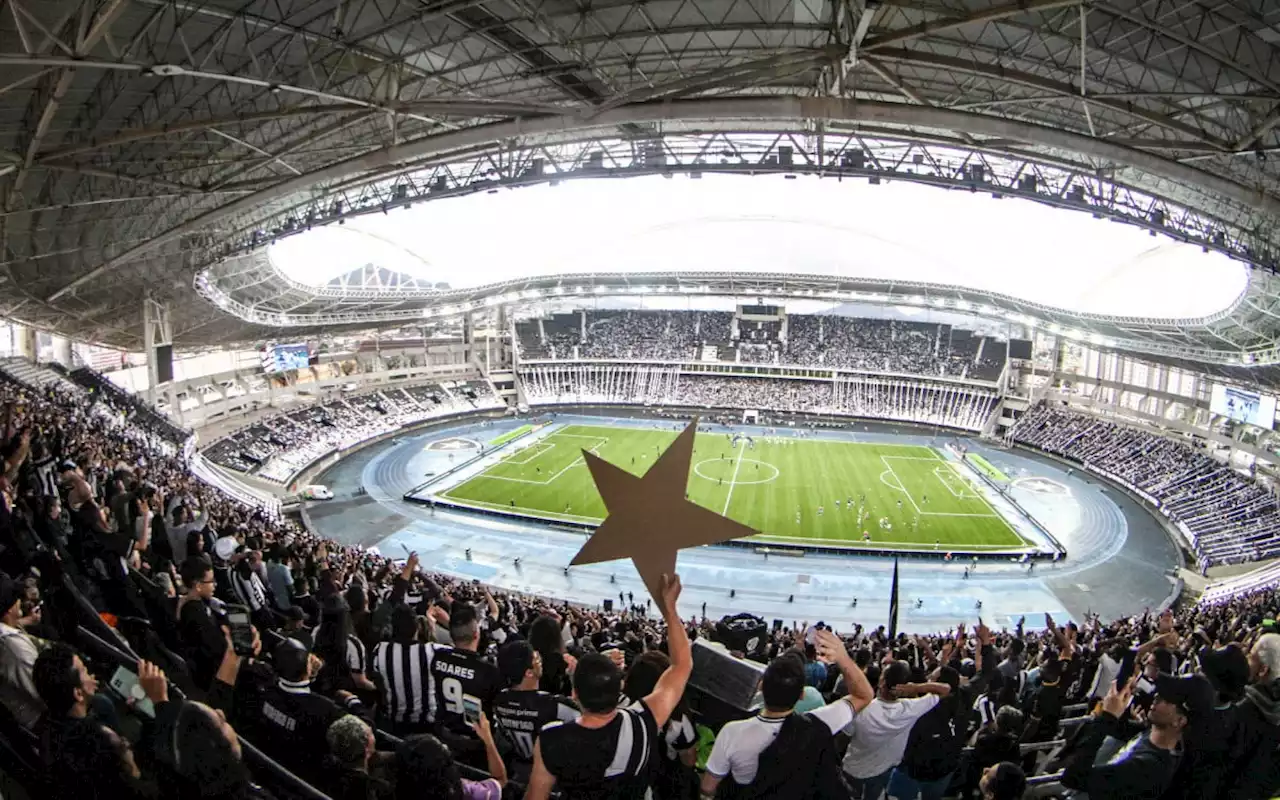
[{"x1": 887, "y1": 557, "x2": 900, "y2": 640}]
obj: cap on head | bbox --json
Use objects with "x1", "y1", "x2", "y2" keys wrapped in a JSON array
[
  {"x1": 273, "y1": 638, "x2": 311, "y2": 682},
  {"x1": 1154, "y1": 673, "x2": 1215, "y2": 723},
  {"x1": 1200, "y1": 643, "x2": 1250, "y2": 702}
]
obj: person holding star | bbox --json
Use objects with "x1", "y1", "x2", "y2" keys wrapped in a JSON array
[{"x1": 523, "y1": 573, "x2": 689, "y2": 799}]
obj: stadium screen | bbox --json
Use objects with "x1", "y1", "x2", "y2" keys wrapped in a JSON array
[
  {"x1": 1008, "y1": 339, "x2": 1033, "y2": 360},
  {"x1": 261, "y1": 343, "x2": 311, "y2": 373},
  {"x1": 1210, "y1": 384, "x2": 1277, "y2": 429}
]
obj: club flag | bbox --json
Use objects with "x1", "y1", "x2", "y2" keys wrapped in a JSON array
[{"x1": 887, "y1": 557, "x2": 900, "y2": 640}]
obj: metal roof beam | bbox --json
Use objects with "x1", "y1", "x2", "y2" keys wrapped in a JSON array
[
  {"x1": 862, "y1": 0, "x2": 1083, "y2": 51},
  {"x1": 48, "y1": 95, "x2": 1278, "y2": 302},
  {"x1": 871, "y1": 48, "x2": 1232, "y2": 148}
]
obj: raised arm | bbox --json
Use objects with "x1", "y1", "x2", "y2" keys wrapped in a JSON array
[
  {"x1": 642, "y1": 574, "x2": 690, "y2": 728},
  {"x1": 816, "y1": 629, "x2": 874, "y2": 713}
]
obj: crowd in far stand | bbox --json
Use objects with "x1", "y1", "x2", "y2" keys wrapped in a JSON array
[
  {"x1": 1012, "y1": 404, "x2": 1280, "y2": 569},
  {"x1": 0, "y1": 368, "x2": 1278, "y2": 799},
  {"x1": 204, "y1": 382, "x2": 500, "y2": 482},
  {"x1": 521, "y1": 311, "x2": 1007, "y2": 381}
]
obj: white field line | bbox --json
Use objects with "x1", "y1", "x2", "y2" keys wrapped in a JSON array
[
  {"x1": 932, "y1": 465, "x2": 979, "y2": 500},
  {"x1": 445, "y1": 496, "x2": 603, "y2": 523},
  {"x1": 504, "y1": 442, "x2": 555, "y2": 465},
  {"x1": 880, "y1": 456, "x2": 924, "y2": 515},
  {"x1": 721, "y1": 444, "x2": 747, "y2": 516}
]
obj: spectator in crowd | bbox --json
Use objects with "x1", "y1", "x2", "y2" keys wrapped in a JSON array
[
  {"x1": 1223, "y1": 633, "x2": 1280, "y2": 798},
  {"x1": 965, "y1": 707, "x2": 1024, "y2": 796},
  {"x1": 394, "y1": 718, "x2": 507, "y2": 800},
  {"x1": 326, "y1": 714, "x2": 393, "y2": 800},
  {"x1": 526, "y1": 574, "x2": 689, "y2": 799},
  {"x1": 371, "y1": 604, "x2": 436, "y2": 734},
  {"x1": 841, "y1": 658, "x2": 953, "y2": 799},
  {"x1": 247, "y1": 637, "x2": 372, "y2": 779},
  {"x1": 265, "y1": 546, "x2": 294, "y2": 613},
  {"x1": 528, "y1": 613, "x2": 575, "y2": 696},
  {"x1": 493, "y1": 641, "x2": 579, "y2": 782},
  {"x1": 0, "y1": 570, "x2": 49, "y2": 727},
  {"x1": 701, "y1": 628, "x2": 874, "y2": 797},
  {"x1": 1060, "y1": 674, "x2": 1213, "y2": 799},
  {"x1": 979, "y1": 762, "x2": 1026, "y2": 800},
  {"x1": 621, "y1": 649, "x2": 697, "y2": 798},
  {"x1": 177, "y1": 555, "x2": 227, "y2": 689}
]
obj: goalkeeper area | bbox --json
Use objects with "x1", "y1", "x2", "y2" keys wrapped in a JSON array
[{"x1": 432, "y1": 423, "x2": 1032, "y2": 552}]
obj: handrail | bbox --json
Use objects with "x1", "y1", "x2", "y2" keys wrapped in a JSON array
[{"x1": 74, "y1": 624, "x2": 335, "y2": 800}]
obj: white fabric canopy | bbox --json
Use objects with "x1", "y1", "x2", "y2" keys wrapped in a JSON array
[{"x1": 269, "y1": 174, "x2": 1246, "y2": 319}]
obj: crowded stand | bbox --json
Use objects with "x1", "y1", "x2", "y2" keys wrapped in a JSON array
[
  {"x1": 517, "y1": 311, "x2": 1010, "y2": 383},
  {"x1": 0, "y1": 362, "x2": 1277, "y2": 800},
  {"x1": 204, "y1": 381, "x2": 501, "y2": 484},
  {"x1": 1012, "y1": 404, "x2": 1280, "y2": 568},
  {"x1": 520, "y1": 368, "x2": 1000, "y2": 431}
]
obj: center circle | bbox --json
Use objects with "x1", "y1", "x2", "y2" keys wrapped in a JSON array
[{"x1": 692, "y1": 458, "x2": 780, "y2": 485}]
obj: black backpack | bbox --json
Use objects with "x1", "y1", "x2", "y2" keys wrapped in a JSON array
[{"x1": 721, "y1": 712, "x2": 847, "y2": 799}]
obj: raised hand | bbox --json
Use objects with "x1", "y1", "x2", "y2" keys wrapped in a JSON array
[
  {"x1": 660, "y1": 573, "x2": 683, "y2": 614},
  {"x1": 1102, "y1": 676, "x2": 1137, "y2": 719},
  {"x1": 814, "y1": 629, "x2": 852, "y2": 668},
  {"x1": 138, "y1": 660, "x2": 169, "y2": 704}
]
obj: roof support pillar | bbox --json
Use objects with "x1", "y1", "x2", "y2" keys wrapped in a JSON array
[{"x1": 143, "y1": 294, "x2": 172, "y2": 405}]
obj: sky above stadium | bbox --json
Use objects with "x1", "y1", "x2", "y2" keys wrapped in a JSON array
[{"x1": 268, "y1": 175, "x2": 1247, "y2": 319}]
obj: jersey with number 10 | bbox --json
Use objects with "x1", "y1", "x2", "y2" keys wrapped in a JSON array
[
  {"x1": 493, "y1": 688, "x2": 579, "y2": 770},
  {"x1": 428, "y1": 645, "x2": 503, "y2": 734}
]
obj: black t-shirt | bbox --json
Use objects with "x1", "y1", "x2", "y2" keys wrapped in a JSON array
[
  {"x1": 429, "y1": 646, "x2": 503, "y2": 735},
  {"x1": 538, "y1": 700, "x2": 660, "y2": 799},
  {"x1": 493, "y1": 688, "x2": 579, "y2": 775}
]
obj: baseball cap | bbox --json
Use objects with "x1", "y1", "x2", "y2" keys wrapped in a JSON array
[
  {"x1": 1200, "y1": 644, "x2": 1250, "y2": 702},
  {"x1": 1154, "y1": 673, "x2": 1215, "y2": 721},
  {"x1": 213, "y1": 536, "x2": 239, "y2": 562},
  {"x1": 273, "y1": 638, "x2": 311, "y2": 683}
]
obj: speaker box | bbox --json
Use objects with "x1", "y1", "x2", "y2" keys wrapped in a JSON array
[{"x1": 155, "y1": 344, "x2": 173, "y2": 384}]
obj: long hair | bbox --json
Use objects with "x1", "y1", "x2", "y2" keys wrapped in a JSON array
[
  {"x1": 395, "y1": 734, "x2": 463, "y2": 800},
  {"x1": 314, "y1": 605, "x2": 354, "y2": 667}
]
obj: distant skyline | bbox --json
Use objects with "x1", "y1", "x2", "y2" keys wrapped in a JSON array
[{"x1": 268, "y1": 174, "x2": 1246, "y2": 320}]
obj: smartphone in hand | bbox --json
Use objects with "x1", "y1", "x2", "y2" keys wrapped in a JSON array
[{"x1": 109, "y1": 666, "x2": 156, "y2": 718}]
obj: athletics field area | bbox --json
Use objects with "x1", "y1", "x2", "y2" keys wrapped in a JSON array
[{"x1": 438, "y1": 424, "x2": 1029, "y2": 551}]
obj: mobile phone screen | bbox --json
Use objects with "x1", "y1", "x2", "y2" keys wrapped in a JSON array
[
  {"x1": 109, "y1": 666, "x2": 155, "y2": 718},
  {"x1": 462, "y1": 694, "x2": 481, "y2": 725}
]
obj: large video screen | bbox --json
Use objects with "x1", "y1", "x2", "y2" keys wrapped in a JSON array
[
  {"x1": 261, "y1": 344, "x2": 310, "y2": 374},
  {"x1": 1211, "y1": 384, "x2": 1277, "y2": 429}
]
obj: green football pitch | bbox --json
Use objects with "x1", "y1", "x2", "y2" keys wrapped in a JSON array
[{"x1": 440, "y1": 424, "x2": 1028, "y2": 551}]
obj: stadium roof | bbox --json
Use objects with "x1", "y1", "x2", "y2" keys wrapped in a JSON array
[
  {"x1": 2, "y1": 0, "x2": 1280, "y2": 357},
  {"x1": 267, "y1": 176, "x2": 1248, "y2": 319}
]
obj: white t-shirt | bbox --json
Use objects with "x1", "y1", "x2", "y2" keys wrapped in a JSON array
[
  {"x1": 841, "y1": 695, "x2": 940, "y2": 778},
  {"x1": 706, "y1": 701, "x2": 855, "y2": 785}
]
